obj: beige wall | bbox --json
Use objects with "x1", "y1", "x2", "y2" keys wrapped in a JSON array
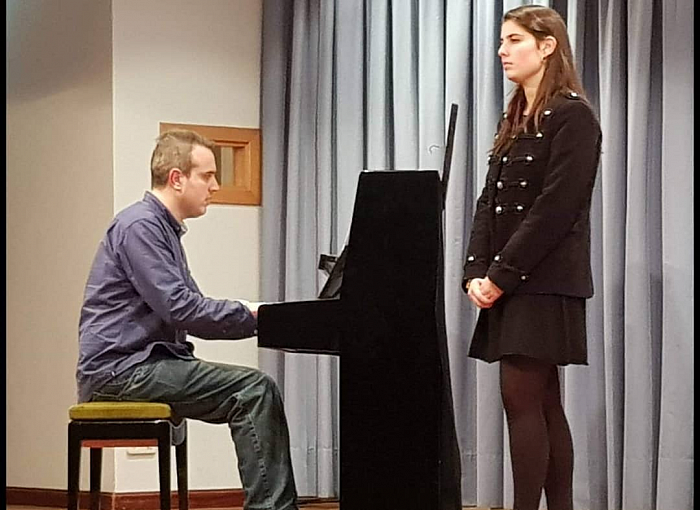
[
  {"x1": 7, "y1": 0, "x2": 264, "y2": 494},
  {"x1": 6, "y1": 0, "x2": 116, "y2": 490}
]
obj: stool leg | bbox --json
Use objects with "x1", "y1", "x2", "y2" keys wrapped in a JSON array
[
  {"x1": 175, "y1": 438, "x2": 188, "y2": 510},
  {"x1": 157, "y1": 424, "x2": 171, "y2": 510},
  {"x1": 90, "y1": 448, "x2": 103, "y2": 510},
  {"x1": 68, "y1": 423, "x2": 81, "y2": 510}
]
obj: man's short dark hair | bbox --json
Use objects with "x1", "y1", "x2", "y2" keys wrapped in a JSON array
[{"x1": 150, "y1": 129, "x2": 216, "y2": 188}]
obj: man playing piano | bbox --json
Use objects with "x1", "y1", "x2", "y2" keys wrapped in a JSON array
[{"x1": 76, "y1": 129, "x2": 298, "y2": 510}]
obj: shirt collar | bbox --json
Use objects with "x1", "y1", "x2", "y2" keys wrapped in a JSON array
[{"x1": 143, "y1": 191, "x2": 187, "y2": 237}]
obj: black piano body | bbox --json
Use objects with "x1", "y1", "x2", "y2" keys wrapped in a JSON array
[{"x1": 258, "y1": 170, "x2": 462, "y2": 510}]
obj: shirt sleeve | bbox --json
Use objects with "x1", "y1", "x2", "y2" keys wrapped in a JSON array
[
  {"x1": 486, "y1": 102, "x2": 602, "y2": 293},
  {"x1": 117, "y1": 219, "x2": 258, "y2": 340}
]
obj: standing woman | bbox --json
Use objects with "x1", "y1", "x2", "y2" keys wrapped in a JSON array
[{"x1": 462, "y1": 6, "x2": 601, "y2": 510}]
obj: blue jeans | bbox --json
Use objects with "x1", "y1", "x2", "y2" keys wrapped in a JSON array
[{"x1": 90, "y1": 357, "x2": 298, "y2": 510}]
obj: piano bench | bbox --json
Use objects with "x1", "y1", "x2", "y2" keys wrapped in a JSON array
[{"x1": 67, "y1": 402, "x2": 188, "y2": 510}]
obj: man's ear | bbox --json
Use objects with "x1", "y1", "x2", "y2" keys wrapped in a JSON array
[
  {"x1": 541, "y1": 35, "x2": 557, "y2": 59},
  {"x1": 168, "y1": 168, "x2": 184, "y2": 191}
]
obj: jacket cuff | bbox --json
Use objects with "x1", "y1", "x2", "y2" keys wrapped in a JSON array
[
  {"x1": 485, "y1": 253, "x2": 530, "y2": 294},
  {"x1": 461, "y1": 278, "x2": 472, "y2": 294},
  {"x1": 463, "y1": 255, "x2": 488, "y2": 294}
]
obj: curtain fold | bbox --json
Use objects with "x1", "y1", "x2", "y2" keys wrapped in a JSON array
[
  {"x1": 260, "y1": 1, "x2": 694, "y2": 507},
  {"x1": 656, "y1": 0, "x2": 694, "y2": 508},
  {"x1": 444, "y1": 0, "x2": 479, "y2": 504},
  {"x1": 596, "y1": 0, "x2": 627, "y2": 507},
  {"x1": 366, "y1": 0, "x2": 393, "y2": 170}
]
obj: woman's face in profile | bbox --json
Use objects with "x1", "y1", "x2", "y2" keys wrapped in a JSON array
[{"x1": 498, "y1": 20, "x2": 547, "y2": 86}]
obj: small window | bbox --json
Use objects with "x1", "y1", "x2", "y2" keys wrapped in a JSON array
[{"x1": 160, "y1": 122, "x2": 261, "y2": 206}]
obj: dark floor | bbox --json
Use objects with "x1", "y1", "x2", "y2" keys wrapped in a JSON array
[
  {"x1": 5, "y1": 502, "x2": 339, "y2": 510},
  {"x1": 7, "y1": 504, "x2": 485, "y2": 510},
  {"x1": 4, "y1": 505, "x2": 342, "y2": 510}
]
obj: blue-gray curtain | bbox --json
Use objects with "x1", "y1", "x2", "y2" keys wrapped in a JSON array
[{"x1": 259, "y1": 0, "x2": 693, "y2": 508}]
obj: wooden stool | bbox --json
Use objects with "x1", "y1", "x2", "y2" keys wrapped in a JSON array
[{"x1": 68, "y1": 402, "x2": 188, "y2": 510}]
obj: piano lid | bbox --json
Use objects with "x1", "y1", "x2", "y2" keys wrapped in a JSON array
[{"x1": 441, "y1": 103, "x2": 459, "y2": 208}]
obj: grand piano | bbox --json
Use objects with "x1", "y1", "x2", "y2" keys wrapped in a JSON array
[{"x1": 258, "y1": 106, "x2": 462, "y2": 510}]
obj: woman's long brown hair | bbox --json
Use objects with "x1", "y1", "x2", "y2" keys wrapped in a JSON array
[{"x1": 492, "y1": 6, "x2": 585, "y2": 156}]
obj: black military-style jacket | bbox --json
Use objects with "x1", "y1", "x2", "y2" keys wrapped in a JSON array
[{"x1": 462, "y1": 92, "x2": 602, "y2": 297}]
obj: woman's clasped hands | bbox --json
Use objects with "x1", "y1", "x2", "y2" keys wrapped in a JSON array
[{"x1": 467, "y1": 277, "x2": 504, "y2": 309}]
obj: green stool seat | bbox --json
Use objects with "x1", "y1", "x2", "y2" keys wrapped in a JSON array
[
  {"x1": 69, "y1": 402, "x2": 174, "y2": 420},
  {"x1": 67, "y1": 402, "x2": 188, "y2": 510}
]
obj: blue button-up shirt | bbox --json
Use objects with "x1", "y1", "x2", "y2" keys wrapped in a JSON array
[{"x1": 76, "y1": 192, "x2": 257, "y2": 402}]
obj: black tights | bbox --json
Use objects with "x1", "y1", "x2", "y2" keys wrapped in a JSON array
[{"x1": 500, "y1": 355, "x2": 574, "y2": 510}]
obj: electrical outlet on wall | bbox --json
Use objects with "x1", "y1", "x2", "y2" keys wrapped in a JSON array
[{"x1": 126, "y1": 446, "x2": 157, "y2": 456}]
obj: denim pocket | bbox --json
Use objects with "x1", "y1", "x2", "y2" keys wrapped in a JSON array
[
  {"x1": 92, "y1": 364, "x2": 147, "y2": 401},
  {"x1": 127, "y1": 364, "x2": 153, "y2": 386}
]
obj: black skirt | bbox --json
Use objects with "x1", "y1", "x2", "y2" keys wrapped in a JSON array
[{"x1": 468, "y1": 293, "x2": 588, "y2": 365}]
